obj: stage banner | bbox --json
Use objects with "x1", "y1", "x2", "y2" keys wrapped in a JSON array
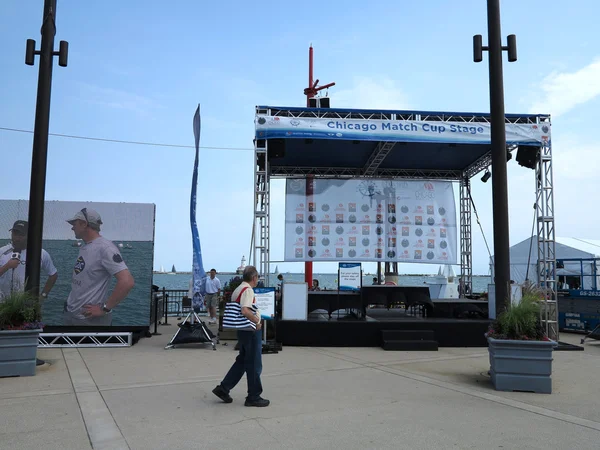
[
  {"x1": 284, "y1": 178, "x2": 457, "y2": 264},
  {"x1": 339, "y1": 262, "x2": 362, "y2": 291},
  {"x1": 255, "y1": 115, "x2": 550, "y2": 146},
  {"x1": 191, "y1": 105, "x2": 207, "y2": 311},
  {"x1": 254, "y1": 287, "x2": 276, "y2": 320}
]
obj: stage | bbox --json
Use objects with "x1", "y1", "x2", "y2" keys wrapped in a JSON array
[{"x1": 277, "y1": 312, "x2": 490, "y2": 348}]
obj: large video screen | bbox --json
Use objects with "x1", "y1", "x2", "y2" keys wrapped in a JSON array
[
  {"x1": 0, "y1": 200, "x2": 155, "y2": 327},
  {"x1": 285, "y1": 178, "x2": 457, "y2": 264}
]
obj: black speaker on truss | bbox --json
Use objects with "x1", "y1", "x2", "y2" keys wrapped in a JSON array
[
  {"x1": 308, "y1": 97, "x2": 330, "y2": 108},
  {"x1": 515, "y1": 145, "x2": 540, "y2": 169},
  {"x1": 268, "y1": 139, "x2": 286, "y2": 160}
]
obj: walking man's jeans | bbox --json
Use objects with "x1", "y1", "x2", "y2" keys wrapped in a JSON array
[{"x1": 221, "y1": 329, "x2": 263, "y2": 401}]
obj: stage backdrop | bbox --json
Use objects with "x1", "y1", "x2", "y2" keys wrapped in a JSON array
[
  {"x1": 0, "y1": 199, "x2": 155, "y2": 327},
  {"x1": 284, "y1": 179, "x2": 457, "y2": 264}
]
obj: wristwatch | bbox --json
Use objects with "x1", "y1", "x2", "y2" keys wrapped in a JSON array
[{"x1": 102, "y1": 303, "x2": 112, "y2": 313}]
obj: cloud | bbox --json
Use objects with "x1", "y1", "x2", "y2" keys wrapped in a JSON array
[
  {"x1": 529, "y1": 58, "x2": 600, "y2": 117},
  {"x1": 75, "y1": 82, "x2": 161, "y2": 116},
  {"x1": 332, "y1": 76, "x2": 411, "y2": 110}
]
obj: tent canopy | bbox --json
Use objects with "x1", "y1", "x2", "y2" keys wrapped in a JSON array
[{"x1": 490, "y1": 236, "x2": 600, "y2": 288}]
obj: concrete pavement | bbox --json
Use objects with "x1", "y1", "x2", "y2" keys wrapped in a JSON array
[{"x1": 1, "y1": 327, "x2": 599, "y2": 449}]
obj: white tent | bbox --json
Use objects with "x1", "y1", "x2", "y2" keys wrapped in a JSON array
[{"x1": 490, "y1": 236, "x2": 600, "y2": 289}]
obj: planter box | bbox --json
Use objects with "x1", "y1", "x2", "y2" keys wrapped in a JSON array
[
  {"x1": 0, "y1": 329, "x2": 41, "y2": 378},
  {"x1": 488, "y1": 337, "x2": 558, "y2": 394}
]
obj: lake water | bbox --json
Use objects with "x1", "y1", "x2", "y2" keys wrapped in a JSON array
[{"x1": 153, "y1": 272, "x2": 491, "y2": 293}]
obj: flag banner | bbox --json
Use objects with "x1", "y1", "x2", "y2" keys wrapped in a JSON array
[{"x1": 191, "y1": 105, "x2": 207, "y2": 311}]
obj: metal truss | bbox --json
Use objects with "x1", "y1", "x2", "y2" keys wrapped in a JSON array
[
  {"x1": 363, "y1": 142, "x2": 396, "y2": 176},
  {"x1": 459, "y1": 178, "x2": 473, "y2": 297},
  {"x1": 258, "y1": 106, "x2": 549, "y2": 125},
  {"x1": 38, "y1": 332, "x2": 132, "y2": 348},
  {"x1": 535, "y1": 139, "x2": 558, "y2": 341},
  {"x1": 270, "y1": 166, "x2": 462, "y2": 180},
  {"x1": 253, "y1": 139, "x2": 271, "y2": 287}
]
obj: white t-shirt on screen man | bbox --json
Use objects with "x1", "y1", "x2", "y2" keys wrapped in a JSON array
[
  {"x1": 0, "y1": 244, "x2": 57, "y2": 300},
  {"x1": 66, "y1": 237, "x2": 128, "y2": 319}
]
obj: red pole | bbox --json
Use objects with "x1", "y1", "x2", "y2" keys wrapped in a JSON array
[{"x1": 305, "y1": 45, "x2": 314, "y2": 285}]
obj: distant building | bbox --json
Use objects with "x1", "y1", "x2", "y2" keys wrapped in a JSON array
[{"x1": 236, "y1": 256, "x2": 246, "y2": 275}]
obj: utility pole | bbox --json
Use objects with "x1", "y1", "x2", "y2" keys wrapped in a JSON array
[
  {"x1": 473, "y1": 0, "x2": 517, "y2": 317},
  {"x1": 24, "y1": 0, "x2": 68, "y2": 297},
  {"x1": 303, "y1": 45, "x2": 334, "y2": 286}
]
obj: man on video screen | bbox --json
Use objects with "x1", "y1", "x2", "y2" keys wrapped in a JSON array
[{"x1": 64, "y1": 208, "x2": 135, "y2": 326}]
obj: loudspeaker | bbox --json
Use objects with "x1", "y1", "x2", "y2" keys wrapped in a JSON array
[
  {"x1": 557, "y1": 260, "x2": 564, "y2": 269},
  {"x1": 268, "y1": 139, "x2": 285, "y2": 159},
  {"x1": 516, "y1": 145, "x2": 540, "y2": 169},
  {"x1": 308, "y1": 97, "x2": 330, "y2": 108}
]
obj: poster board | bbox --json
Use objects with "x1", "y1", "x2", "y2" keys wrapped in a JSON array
[
  {"x1": 338, "y1": 262, "x2": 362, "y2": 291},
  {"x1": 254, "y1": 287, "x2": 275, "y2": 320},
  {"x1": 282, "y1": 282, "x2": 308, "y2": 321},
  {"x1": 284, "y1": 178, "x2": 457, "y2": 264}
]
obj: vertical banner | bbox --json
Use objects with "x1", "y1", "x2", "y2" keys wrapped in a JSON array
[
  {"x1": 191, "y1": 105, "x2": 207, "y2": 311},
  {"x1": 338, "y1": 262, "x2": 362, "y2": 291}
]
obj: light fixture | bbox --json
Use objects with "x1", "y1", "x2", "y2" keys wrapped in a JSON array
[{"x1": 481, "y1": 169, "x2": 491, "y2": 183}]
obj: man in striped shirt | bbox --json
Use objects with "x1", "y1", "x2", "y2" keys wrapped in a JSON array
[{"x1": 213, "y1": 265, "x2": 269, "y2": 407}]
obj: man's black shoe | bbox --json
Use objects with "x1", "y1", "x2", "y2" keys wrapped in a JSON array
[
  {"x1": 244, "y1": 397, "x2": 270, "y2": 407},
  {"x1": 212, "y1": 385, "x2": 233, "y2": 403}
]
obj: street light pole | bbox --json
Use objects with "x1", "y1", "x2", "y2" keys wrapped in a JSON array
[
  {"x1": 473, "y1": 0, "x2": 517, "y2": 317},
  {"x1": 24, "y1": 0, "x2": 68, "y2": 297}
]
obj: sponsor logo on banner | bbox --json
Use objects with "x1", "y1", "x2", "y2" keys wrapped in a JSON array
[
  {"x1": 427, "y1": 228, "x2": 436, "y2": 237},
  {"x1": 321, "y1": 225, "x2": 328, "y2": 235},
  {"x1": 389, "y1": 226, "x2": 398, "y2": 236},
  {"x1": 308, "y1": 225, "x2": 318, "y2": 235},
  {"x1": 349, "y1": 203, "x2": 356, "y2": 212},
  {"x1": 335, "y1": 237, "x2": 345, "y2": 247},
  {"x1": 414, "y1": 239, "x2": 424, "y2": 248},
  {"x1": 335, "y1": 203, "x2": 346, "y2": 211},
  {"x1": 321, "y1": 249, "x2": 333, "y2": 258},
  {"x1": 347, "y1": 226, "x2": 358, "y2": 234},
  {"x1": 296, "y1": 203, "x2": 305, "y2": 211},
  {"x1": 321, "y1": 214, "x2": 331, "y2": 223},
  {"x1": 308, "y1": 202, "x2": 316, "y2": 212},
  {"x1": 295, "y1": 237, "x2": 304, "y2": 246},
  {"x1": 308, "y1": 237, "x2": 316, "y2": 247}
]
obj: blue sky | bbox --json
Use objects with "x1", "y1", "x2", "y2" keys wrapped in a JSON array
[{"x1": 1, "y1": 0, "x2": 599, "y2": 275}]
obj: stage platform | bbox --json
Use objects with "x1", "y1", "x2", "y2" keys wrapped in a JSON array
[{"x1": 277, "y1": 309, "x2": 490, "y2": 348}]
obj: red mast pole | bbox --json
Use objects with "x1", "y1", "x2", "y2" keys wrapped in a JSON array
[{"x1": 303, "y1": 45, "x2": 335, "y2": 286}]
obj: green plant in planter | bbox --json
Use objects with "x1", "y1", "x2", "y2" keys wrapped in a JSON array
[
  {"x1": 485, "y1": 285, "x2": 550, "y2": 341},
  {"x1": 0, "y1": 290, "x2": 44, "y2": 331},
  {"x1": 223, "y1": 276, "x2": 243, "y2": 298}
]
